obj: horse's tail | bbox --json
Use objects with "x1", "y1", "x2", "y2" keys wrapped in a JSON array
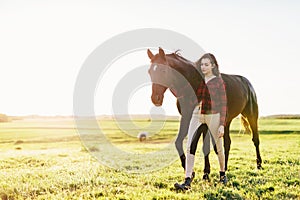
[
  {"x1": 239, "y1": 115, "x2": 252, "y2": 135},
  {"x1": 239, "y1": 75, "x2": 259, "y2": 135}
]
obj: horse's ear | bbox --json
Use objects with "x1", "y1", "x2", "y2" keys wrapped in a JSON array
[
  {"x1": 147, "y1": 49, "x2": 154, "y2": 60},
  {"x1": 158, "y1": 47, "x2": 166, "y2": 61}
]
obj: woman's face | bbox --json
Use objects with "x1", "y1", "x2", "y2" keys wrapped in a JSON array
[{"x1": 200, "y1": 58, "x2": 214, "y2": 76}]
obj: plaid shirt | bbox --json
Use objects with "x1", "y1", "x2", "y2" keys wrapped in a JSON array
[
  {"x1": 169, "y1": 76, "x2": 227, "y2": 125},
  {"x1": 197, "y1": 77, "x2": 227, "y2": 126}
]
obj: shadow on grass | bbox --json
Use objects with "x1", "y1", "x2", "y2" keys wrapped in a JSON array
[{"x1": 230, "y1": 130, "x2": 300, "y2": 134}]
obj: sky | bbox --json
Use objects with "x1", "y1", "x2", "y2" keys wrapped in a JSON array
[{"x1": 0, "y1": 0, "x2": 300, "y2": 117}]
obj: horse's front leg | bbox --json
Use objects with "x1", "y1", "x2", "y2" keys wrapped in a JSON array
[
  {"x1": 175, "y1": 125, "x2": 188, "y2": 169},
  {"x1": 175, "y1": 106, "x2": 193, "y2": 170}
]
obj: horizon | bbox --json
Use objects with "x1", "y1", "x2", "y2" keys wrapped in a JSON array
[{"x1": 4, "y1": 113, "x2": 300, "y2": 119}]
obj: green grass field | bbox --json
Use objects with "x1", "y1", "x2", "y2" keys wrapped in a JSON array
[{"x1": 0, "y1": 117, "x2": 299, "y2": 199}]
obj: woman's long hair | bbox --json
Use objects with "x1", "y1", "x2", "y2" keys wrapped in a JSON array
[{"x1": 195, "y1": 53, "x2": 220, "y2": 76}]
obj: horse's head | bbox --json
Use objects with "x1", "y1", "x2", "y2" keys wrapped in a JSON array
[
  {"x1": 147, "y1": 48, "x2": 170, "y2": 106},
  {"x1": 147, "y1": 48, "x2": 202, "y2": 107}
]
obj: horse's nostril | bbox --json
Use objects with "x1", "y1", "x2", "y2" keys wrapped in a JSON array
[{"x1": 157, "y1": 95, "x2": 160, "y2": 101}]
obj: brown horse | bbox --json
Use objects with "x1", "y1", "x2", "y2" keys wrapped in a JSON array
[{"x1": 147, "y1": 48, "x2": 262, "y2": 175}]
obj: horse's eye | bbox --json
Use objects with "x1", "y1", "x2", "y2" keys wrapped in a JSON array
[{"x1": 153, "y1": 65, "x2": 158, "y2": 71}]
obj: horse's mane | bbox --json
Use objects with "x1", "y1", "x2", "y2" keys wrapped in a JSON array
[
  {"x1": 173, "y1": 50, "x2": 192, "y2": 62},
  {"x1": 166, "y1": 50, "x2": 195, "y2": 67},
  {"x1": 165, "y1": 50, "x2": 203, "y2": 90}
]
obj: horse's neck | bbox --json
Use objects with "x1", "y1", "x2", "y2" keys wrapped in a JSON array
[
  {"x1": 170, "y1": 69, "x2": 201, "y2": 97},
  {"x1": 167, "y1": 55, "x2": 202, "y2": 95}
]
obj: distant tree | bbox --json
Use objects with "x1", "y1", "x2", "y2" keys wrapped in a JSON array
[{"x1": 0, "y1": 113, "x2": 10, "y2": 122}]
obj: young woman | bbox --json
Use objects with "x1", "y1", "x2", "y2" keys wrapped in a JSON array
[{"x1": 175, "y1": 53, "x2": 228, "y2": 190}]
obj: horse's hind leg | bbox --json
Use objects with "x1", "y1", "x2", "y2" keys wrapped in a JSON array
[
  {"x1": 247, "y1": 115, "x2": 262, "y2": 169},
  {"x1": 242, "y1": 105, "x2": 262, "y2": 169}
]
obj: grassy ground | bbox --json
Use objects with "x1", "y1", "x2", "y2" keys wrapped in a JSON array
[{"x1": 0, "y1": 117, "x2": 299, "y2": 199}]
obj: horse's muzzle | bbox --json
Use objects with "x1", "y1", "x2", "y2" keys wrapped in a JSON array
[{"x1": 151, "y1": 94, "x2": 163, "y2": 106}]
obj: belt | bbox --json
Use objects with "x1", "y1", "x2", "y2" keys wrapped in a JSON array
[{"x1": 202, "y1": 110, "x2": 219, "y2": 114}]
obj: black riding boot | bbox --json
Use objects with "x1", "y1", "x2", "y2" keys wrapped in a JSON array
[{"x1": 174, "y1": 177, "x2": 192, "y2": 190}]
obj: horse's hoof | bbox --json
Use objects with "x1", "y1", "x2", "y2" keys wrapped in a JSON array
[
  {"x1": 202, "y1": 173, "x2": 209, "y2": 181},
  {"x1": 191, "y1": 171, "x2": 195, "y2": 181},
  {"x1": 257, "y1": 159, "x2": 263, "y2": 170}
]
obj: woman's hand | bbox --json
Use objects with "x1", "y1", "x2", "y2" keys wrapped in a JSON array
[
  {"x1": 199, "y1": 114, "x2": 205, "y2": 123},
  {"x1": 218, "y1": 125, "x2": 224, "y2": 138}
]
